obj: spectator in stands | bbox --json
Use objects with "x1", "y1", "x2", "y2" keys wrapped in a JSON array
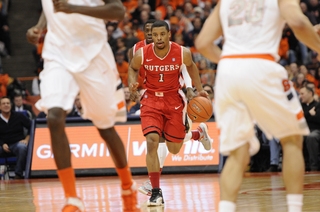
[
  {"x1": 140, "y1": 10, "x2": 150, "y2": 29},
  {"x1": 164, "y1": 4, "x2": 174, "y2": 21},
  {"x1": 123, "y1": 25, "x2": 139, "y2": 49},
  {"x1": 301, "y1": 65, "x2": 316, "y2": 84},
  {"x1": 116, "y1": 51, "x2": 129, "y2": 86},
  {"x1": 309, "y1": 0, "x2": 320, "y2": 23},
  {"x1": 202, "y1": 9, "x2": 210, "y2": 23},
  {"x1": 67, "y1": 95, "x2": 82, "y2": 117},
  {"x1": 154, "y1": 10, "x2": 163, "y2": 21},
  {"x1": 13, "y1": 94, "x2": 36, "y2": 119},
  {"x1": 175, "y1": 6, "x2": 194, "y2": 33},
  {"x1": 300, "y1": 2, "x2": 318, "y2": 25},
  {"x1": 0, "y1": 9, "x2": 10, "y2": 57},
  {"x1": 294, "y1": 73, "x2": 307, "y2": 92},
  {"x1": 0, "y1": 97, "x2": 31, "y2": 179},
  {"x1": 203, "y1": 84, "x2": 214, "y2": 117},
  {"x1": 107, "y1": 24, "x2": 117, "y2": 54},
  {"x1": 131, "y1": 0, "x2": 144, "y2": 21},
  {"x1": 116, "y1": 37, "x2": 128, "y2": 61},
  {"x1": 156, "y1": 0, "x2": 170, "y2": 20},
  {"x1": 306, "y1": 81, "x2": 320, "y2": 101},
  {"x1": 142, "y1": 3, "x2": 154, "y2": 20},
  {"x1": 290, "y1": 62, "x2": 299, "y2": 81},
  {"x1": 194, "y1": 7, "x2": 203, "y2": 20},
  {"x1": 124, "y1": 86, "x2": 136, "y2": 113},
  {"x1": 184, "y1": 2, "x2": 194, "y2": 20},
  {"x1": 306, "y1": 51, "x2": 320, "y2": 71},
  {"x1": 279, "y1": 29, "x2": 296, "y2": 66},
  {"x1": 300, "y1": 86, "x2": 320, "y2": 171},
  {"x1": 199, "y1": 59, "x2": 215, "y2": 86}
]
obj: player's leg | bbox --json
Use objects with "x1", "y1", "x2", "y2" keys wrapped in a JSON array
[
  {"x1": 239, "y1": 59, "x2": 309, "y2": 212},
  {"x1": 73, "y1": 45, "x2": 139, "y2": 211},
  {"x1": 280, "y1": 135, "x2": 304, "y2": 212},
  {"x1": 36, "y1": 61, "x2": 83, "y2": 212}
]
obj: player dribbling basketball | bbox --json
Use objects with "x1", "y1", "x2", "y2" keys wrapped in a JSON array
[{"x1": 128, "y1": 20, "x2": 210, "y2": 206}]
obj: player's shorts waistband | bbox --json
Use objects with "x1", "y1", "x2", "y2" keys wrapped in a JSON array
[
  {"x1": 145, "y1": 89, "x2": 179, "y2": 97},
  {"x1": 220, "y1": 54, "x2": 275, "y2": 61}
]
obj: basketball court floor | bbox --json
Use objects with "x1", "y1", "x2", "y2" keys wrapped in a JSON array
[{"x1": 0, "y1": 172, "x2": 319, "y2": 212}]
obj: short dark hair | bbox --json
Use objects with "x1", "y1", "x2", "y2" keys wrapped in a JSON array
[
  {"x1": 143, "y1": 19, "x2": 156, "y2": 30},
  {"x1": 151, "y1": 20, "x2": 169, "y2": 32},
  {"x1": 0, "y1": 96, "x2": 10, "y2": 104},
  {"x1": 303, "y1": 86, "x2": 314, "y2": 96},
  {"x1": 14, "y1": 94, "x2": 23, "y2": 99}
]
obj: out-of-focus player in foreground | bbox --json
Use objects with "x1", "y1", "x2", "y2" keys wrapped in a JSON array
[
  {"x1": 195, "y1": 0, "x2": 320, "y2": 212},
  {"x1": 128, "y1": 20, "x2": 211, "y2": 206},
  {"x1": 26, "y1": 0, "x2": 139, "y2": 211}
]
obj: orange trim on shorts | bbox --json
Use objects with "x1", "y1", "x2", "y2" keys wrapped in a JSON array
[
  {"x1": 220, "y1": 54, "x2": 275, "y2": 61},
  {"x1": 296, "y1": 110, "x2": 304, "y2": 120},
  {"x1": 117, "y1": 101, "x2": 125, "y2": 110}
]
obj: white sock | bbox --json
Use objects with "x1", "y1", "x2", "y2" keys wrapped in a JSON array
[
  {"x1": 219, "y1": 201, "x2": 236, "y2": 212},
  {"x1": 287, "y1": 194, "x2": 303, "y2": 212},
  {"x1": 184, "y1": 132, "x2": 192, "y2": 142},
  {"x1": 157, "y1": 143, "x2": 168, "y2": 169}
]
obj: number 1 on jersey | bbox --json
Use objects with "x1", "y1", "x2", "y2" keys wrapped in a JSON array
[{"x1": 159, "y1": 73, "x2": 164, "y2": 82}]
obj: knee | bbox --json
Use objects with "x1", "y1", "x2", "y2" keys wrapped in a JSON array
[
  {"x1": 147, "y1": 135, "x2": 159, "y2": 153},
  {"x1": 17, "y1": 143, "x2": 27, "y2": 154},
  {"x1": 168, "y1": 147, "x2": 180, "y2": 155},
  {"x1": 47, "y1": 108, "x2": 66, "y2": 129}
]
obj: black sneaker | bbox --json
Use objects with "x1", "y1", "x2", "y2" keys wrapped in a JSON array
[
  {"x1": 266, "y1": 165, "x2": 278, "y2": 172},
  {"x1": 147, "y1": 187, "x2": 164, "y2": 206}
]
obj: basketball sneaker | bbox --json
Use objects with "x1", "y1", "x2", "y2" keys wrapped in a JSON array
[
  {"x1": 62, "y1": 197, "x2": 85, "y2": 212},
  {"x1": 138, "y1": 180, "x2": 152, "y2": 196},
  {"x1": 121, "y1": 181, "x2": 140, "y2": 212},
  {"x1": 147, "y1": 187, "x2": 164, "y2": 206},
  {"x1": 197, "y1": 123, "x2": 212, "y2": 151}
]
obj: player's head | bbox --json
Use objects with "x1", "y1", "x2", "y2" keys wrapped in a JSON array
[
  {"x1": 144, "y1": 19, "x2": 156, "y2": 44},
  {"x1": 151, "y1": 20, "x2": 171, "y2": 50}
]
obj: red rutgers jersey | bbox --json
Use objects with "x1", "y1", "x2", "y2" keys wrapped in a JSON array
[{"x1": 141, "y1": 42, "x2": 183, "y2": 92}]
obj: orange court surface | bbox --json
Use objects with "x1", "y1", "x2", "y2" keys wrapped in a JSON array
[{"x1": 1, "y1": 172, "x2": 320, "y2": 212}]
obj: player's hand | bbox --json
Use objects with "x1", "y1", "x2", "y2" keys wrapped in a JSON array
[
  {"x1": 26, "y1": 27, "x2": 42, "y2": 45},
  {"x1": 186, "y1": 87, "x2": 196, "y2": 101},
  {"x1": 129, "y1": 82, "x2": 139, "y2": 102},
  {"x1": 197, "y1": 90, "x2": 209, "y2": 99},
  {"x1": 53, "y1": 0, "x2": 73, "y2": 14},
  {"x1": 2, "y1": 144, "x2": 10, "y2": 153},
  {"x1": 19, "y1": 140, "x2": 28, "y2": 145},
  {"x1": 309, "y1": 107, "x2": 316, "y2": 116}
]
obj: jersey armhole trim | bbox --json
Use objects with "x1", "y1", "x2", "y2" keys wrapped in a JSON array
[
  {"x1": 141, "y1": 48, "x2": 144, "y2": 65},
  {"x1": 133, "y1": 44, "x2": 136, "y2": 56},
  {"x1": 181, "y1": 46, "x2": 184, "y2": 65}
]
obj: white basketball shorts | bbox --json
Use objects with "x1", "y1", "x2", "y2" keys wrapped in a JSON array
[
  {"x1": 36, "y1": 44, "x2": 126, "y2": 129},
  {"x1": 215, "y1": 58, "x2": 309, "y2": 156}
]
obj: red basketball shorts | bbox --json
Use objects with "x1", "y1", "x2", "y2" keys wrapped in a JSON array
[{"x1": 140, "y1": 90, "x2": 187, "y2": 143}]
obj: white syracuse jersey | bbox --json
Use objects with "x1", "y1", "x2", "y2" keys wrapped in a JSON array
[
  {"x1": 220, "y1": 0, "x2": 286, "y2": 61},
  {"x1": 42, "y1": 0, "x2": 107, "y2": 73}
]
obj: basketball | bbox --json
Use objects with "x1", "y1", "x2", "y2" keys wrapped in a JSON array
[{"x1": 187, "y1": 96, "x2": 213, "y2": 122}]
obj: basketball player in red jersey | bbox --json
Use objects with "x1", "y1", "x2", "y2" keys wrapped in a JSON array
[
  {"x1": 128, "y1": 19, "x2": 211, "y2": 197},
  {"x1": 128, "y1": 19, "x2": 156, "y2": 87},
  {"x1": 128, "y1": 20, "x2": 209, "y2": 206}
]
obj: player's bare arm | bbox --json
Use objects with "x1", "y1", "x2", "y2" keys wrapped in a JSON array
[
  {"x1": 53, "y1": 0, "x2": 125, "y2": 20},
  {"x1": 279, "y1": 0, "x2": 320, "y2": 60},
  {"x1": 26, "y1": 12, "x2": 47, "y2": 45},
  {"x1": 182, "y1": 47, "x2": 208, "y2": 98},
  {"x1": 195, "y1": 2, "x2": 222, "y2": 64},
  {"x1": 128, "y1": 48, "x2": 143, "y2": 101}
]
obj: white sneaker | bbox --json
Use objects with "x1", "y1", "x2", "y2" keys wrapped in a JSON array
[
  {"x1": 62, "y1": 197, "x2": 85, "y2": 212},
  {"x1": 197, "y1": 123, "x2": 212, "y2": 151},
  {"x1": 138, "y1": 180, "x2": 152, "y2": 196}
]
